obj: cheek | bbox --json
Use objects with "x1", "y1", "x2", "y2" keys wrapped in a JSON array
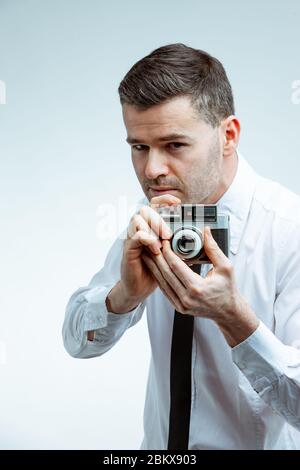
[
  {"x1": 168, "y1": 156, "x2": 187, "y2": 174},
  {"x1": 132, "y1": 155, "x2": 144, "y2": 177},
  {"x1": 175, "y1": 155, "x2": 198, "y2": 178}
]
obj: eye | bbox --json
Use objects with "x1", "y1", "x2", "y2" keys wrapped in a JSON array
[
  {"x1": 132, "y1": 144, "x2": 148, "y2": 151},
  {"x1": 168, "y1": 142, "x2": 186, "y2": 150}
]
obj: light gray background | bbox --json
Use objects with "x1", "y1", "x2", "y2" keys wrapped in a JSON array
[{"x1": 0, "y1": 0, "x2": 299, "y2": 449}]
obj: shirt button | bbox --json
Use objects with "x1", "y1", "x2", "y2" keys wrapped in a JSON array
[{"x1": 239, "y1": 361, "x2": 246, "y2": 370}]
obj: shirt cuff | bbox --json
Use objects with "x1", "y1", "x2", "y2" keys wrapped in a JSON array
[
  {"x1": 80, "y1": 285, "x2": 141, "y2": 332},
  {"x1": 231, "y1": 320, "x2": 287, "y2": 393}
]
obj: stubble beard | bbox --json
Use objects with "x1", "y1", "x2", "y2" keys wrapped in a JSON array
[{"x1": 180, "y1": 134, "x2": 222, "y2": 204}]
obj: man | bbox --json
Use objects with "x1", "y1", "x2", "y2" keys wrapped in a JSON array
[{"x1": 63, "y1": 43, "x2": 300, "y2": 449}]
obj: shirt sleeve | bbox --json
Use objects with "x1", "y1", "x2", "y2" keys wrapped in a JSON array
[
  {"x1": 232, "y1": 321, "x2": 300, "y2": 429},
  {"x1": 232, "y1": 221, "x2": 300, "y2": 430},
  {"x1": 62, "y1": 228, "x2": 146, "y2": 359}
]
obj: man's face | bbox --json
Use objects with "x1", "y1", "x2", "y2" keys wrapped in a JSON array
[{"x1": 122, "y1": 95, "x2": 224, "y2": 204}]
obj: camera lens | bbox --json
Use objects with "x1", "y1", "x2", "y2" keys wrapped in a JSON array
[
  {"x1": 177, "y1": 235, "x2": 196, "y2": 254},
  {"x1": 172, "y1": 228, "x2": 203, "y2": 259}
]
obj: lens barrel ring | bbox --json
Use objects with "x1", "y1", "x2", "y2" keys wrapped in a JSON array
[{"x1": 171, "y1": 226, "x2": 203, "y2": 259}]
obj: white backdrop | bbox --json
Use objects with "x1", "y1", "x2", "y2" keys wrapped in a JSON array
[{"x1": 0, "y1": 0, "x2": 300, "y2": 449}]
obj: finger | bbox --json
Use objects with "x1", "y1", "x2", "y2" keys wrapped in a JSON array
[
  {"x1": 203, "y1": 226, "x2": 230, "y2": 268},
  {"x1": 139, "y1": 205, "x2": 173, "y2": 240},
  {"x1": 142, "y1": 253, "x2": 185, "y2": 312},
  {"x1": 128, "y1": 213, "x2": 157, "y2": 239},
  {"x1": 150, "y1": 194, "x2": 181, "y2": 207},
  {"x1": 151, "y1": 248, "x2": 188, "y2": 298},
  {"x1": 127, "y1": 213, "x2": 162, "y2": 254},
  {"x1": 128, "y1": 230, "x2": 162, "y2": 255},
  {"x1": 161, "y1": 239, "x2": 202, "y2": 289}
]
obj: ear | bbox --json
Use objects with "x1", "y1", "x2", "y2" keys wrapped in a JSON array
[{"x1": 221, "y1": 116, "x2": 241, "y2": 157}]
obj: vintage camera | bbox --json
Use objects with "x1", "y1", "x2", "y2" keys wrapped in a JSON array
[{"x1": 156, "y1": 204, "x2": 230, "y2": 264}]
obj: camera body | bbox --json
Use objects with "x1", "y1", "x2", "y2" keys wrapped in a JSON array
[{"x1": 156, "y1": 204, "x2": 230, "y2": 264}]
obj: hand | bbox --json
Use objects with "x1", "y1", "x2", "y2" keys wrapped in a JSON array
[
  {"x1": 108, "y1": 193, "x2": 181, "y2": 313},
  {"x1": 141, "y1": 226, "x2": 259, "y2": 346}
]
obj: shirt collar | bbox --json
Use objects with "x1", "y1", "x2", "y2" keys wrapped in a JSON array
[
  {"x1": 216, "y1": 151, "x2": 257, "y2": 254},
  {"x1": 140, "y1": 151, "x2": 257, "y2": 255}
]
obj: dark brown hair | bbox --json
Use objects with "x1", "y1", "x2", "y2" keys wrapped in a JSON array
[{"x1": 118, "y1": 43, "x2": 235, "y2": 127}]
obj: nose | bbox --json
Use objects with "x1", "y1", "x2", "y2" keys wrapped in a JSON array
[{"x1": 144, "y1": 149, "x2": 169, "y2": 180}]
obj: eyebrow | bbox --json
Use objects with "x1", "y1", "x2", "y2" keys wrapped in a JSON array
[{"x1": 126, "y1": 133, "x2": 193, "y2": 144}]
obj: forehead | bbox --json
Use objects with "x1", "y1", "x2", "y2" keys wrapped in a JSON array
[{"x1": 122, "y1": 96, "x2": 206, "y2": 142}]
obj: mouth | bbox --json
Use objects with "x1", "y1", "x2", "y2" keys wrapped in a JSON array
[{"x1": 149, "y1": 187, "x2": 179, "y2": 196}]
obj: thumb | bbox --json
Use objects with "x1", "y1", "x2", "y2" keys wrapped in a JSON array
[{"x1": 203, "y1": 226, "x2": 228, "y2": 267}]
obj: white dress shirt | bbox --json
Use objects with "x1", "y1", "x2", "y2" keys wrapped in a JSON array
[{"x1": 63, "y1": 153, "x2": 300, "y2": 449}]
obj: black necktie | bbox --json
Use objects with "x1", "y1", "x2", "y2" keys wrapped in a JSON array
[{"x1": 167, "y1": 263, "x2": 201, "y2": 450}]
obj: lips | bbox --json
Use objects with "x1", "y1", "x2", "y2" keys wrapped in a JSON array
[
  {"x1": 149, "y1": 188, "x2": 178, "y2": 195},
  {"x1": 149, "y1": 187, "x2": 175, "y2": 191}
]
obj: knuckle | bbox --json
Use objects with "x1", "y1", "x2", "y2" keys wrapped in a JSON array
[
  {"x1": 132, "y1": 231, "x2": 142, "y2": 241},
  {"x1": 129, "y1": 214, "x2": 140, "y2": 233},
  {"x1": 168, "y1": 260, "x2": 177, "y2": 271},
  {"x1": 181, "y1": 295, "x2": 192, "y2": 309},
  {"x1": 221, "y1": 262, "x2": 233, "y2": 276},
  {"x1": 134, "y1": 231, "x2": 150, "y2": 243},
  {"x1": 188, "y1": 284, "x2": 201, "y2": 298}
]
